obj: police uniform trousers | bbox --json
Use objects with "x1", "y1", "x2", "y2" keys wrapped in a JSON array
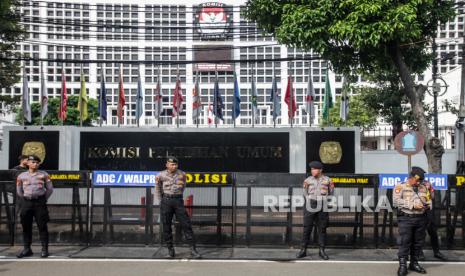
[
  {"x1": 301, "y1": 199, "x2": 329, "y2": 247},
  {"x1": 20, "y1": 196, "x2": 49, "y2": 246},
  {"x1": 160, "y1": 195, "x2": 195, "y2": 247},
  {"x1": 397, "y1": 214, "x2": 427, "y2": 258}
]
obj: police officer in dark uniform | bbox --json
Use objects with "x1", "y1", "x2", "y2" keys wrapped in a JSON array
[
  {"x1": 410, "y1": 166, "x2": 447, "y2": 261},
  {"x1": 155, "y1": 156, "x2": 201, "y2": 259},
  {"x1": 393, "y1": 167, "x2": 431, "y2": 276},
  {"x1": 16, "y1": 155, "x2": 53, "y2": 258},
  {"x1": 296, "y1": 161, "x2": 334, "y2": 260}
]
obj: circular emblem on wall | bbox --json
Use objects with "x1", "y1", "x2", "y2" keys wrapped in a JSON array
[{"x1": 319, "y1": 141, "x2": 342, "y2": 164}]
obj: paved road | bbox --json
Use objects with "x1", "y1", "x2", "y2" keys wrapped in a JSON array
[{"x1": 0, "y1": 259, "x2": 463, "y2": 276}]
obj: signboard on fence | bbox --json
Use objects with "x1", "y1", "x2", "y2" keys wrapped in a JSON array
[
  {"x1": 379, "y1": 173, "x2": 448, "y2": 190},
  {"x1": 93, "y1": 171, "x2": 158, "y2": 187},
  {"x1": 326, "y1": 174, "x2": 373, "y2": 187},
  {"x1": 92, "y1": 171, "x2": 233, "y2": 187}
]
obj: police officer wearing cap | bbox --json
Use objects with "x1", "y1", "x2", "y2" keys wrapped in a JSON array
[
  {"x1": 393, "y1": 167, "x2": 431, "y2": 276},
  {"x1": 155, "y1": 156, "x2": 201, "y2": 259},
  {"x1": 16, "y1": 155, "x2": 53, "y2": 258},
  {"x1": 296, "y1": 160, "x2": 334, "y2": 260},
  {"x1": 410, "y1": 166, "x2": 447, "y2": 261}
]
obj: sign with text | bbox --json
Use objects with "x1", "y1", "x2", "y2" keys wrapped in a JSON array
[
  {"x1": 80, "y1": 132, "x2": 289, "y2": 172},
  {"x1": 93, "y1": 171, "x2": 158, "y2": 187},
  {"x1": 379, "y1": 173, "x2": 448, "y2": 190}
]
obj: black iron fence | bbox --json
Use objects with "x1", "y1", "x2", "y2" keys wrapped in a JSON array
[{"x1": 1, "y1": 170, "x2": 464, "y2": 249}]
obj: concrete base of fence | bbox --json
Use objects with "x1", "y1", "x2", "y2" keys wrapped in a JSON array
[{"x1": 1, "y1": 246, "x2": 465, "y2": 261}]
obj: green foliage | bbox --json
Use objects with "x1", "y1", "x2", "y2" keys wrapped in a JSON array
[
  {"x1": 15, "y1": 95, "x2": 99, "y2": 126},
  {"x1": 0, "y1": 95, "x2": 21, "y2": 115},
  {"x1": 244, "y1": 0, "x2": 455, "y2": 75},
  {"x1": 321, "y1": 92, "x2": 378, "y2": 129},
  {"x1": 0, "y1": 0, "x2": 24, "y2": 89}
]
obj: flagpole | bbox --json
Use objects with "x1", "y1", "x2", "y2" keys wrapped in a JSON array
[
  {"x1": 99, "y1": 64, "x2": 103, "y2": 127},
  {"x1": 79, "y1": 64, "x2": 84, "y2": 127},
  {"x1": 176, "y1": 65, "x2": 180, "y2": 128},
  {"x1": 39, "y1": 61, "x2": 44, "y2": 127},
  {"x1": 194, "y1": 67, "x2": 198, "y2": 128},
  {"x1": 272, "y1": 62, "x2": 276, "y2": 128},
  {"x1": 118, "y1": 63, "x2": 121, "y2": 128},
  {"x1": 215, "y1": 64, "x2": 218, "y2": 128},
  {"x1": 290, "y1": 63, "x2": 293, "y2": 128},
  {"x1": 60, "y1": 63, "x2": 64, "y2": 126},
  {"x1": 22, "y1": 64, "x2": 25, "y2": 127},
  {"x1": 252, "y1": 63, "x2": 255, "y2": 128},
  {"x1": 309, "y1": 61, "x2": 312, "y2": 127},
  {"x1": 157, "y1": 64, "x2": 160, "y2": 128},
  {"x1": 233, "y1": 64, "x2": 236, "y2": 128}
]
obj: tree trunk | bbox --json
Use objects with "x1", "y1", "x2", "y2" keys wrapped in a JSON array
[{"x1": 388, "y1": 42, "x2": 444, "y2": 173}]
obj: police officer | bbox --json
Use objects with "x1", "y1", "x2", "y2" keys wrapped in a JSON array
[
  {"x1": 16, "y1": 155, "x2": 53, "y2": 258},
  {"x1": 393, "y1": 167, "x2": 431, "y2": 276},
  {"x1": 296, "y1": 161, "x2": 334, "y2": 260},
  {"x1": 12, "y1": 155, "x2": 28, "y2": 171},
  {"x1": 410, "y1": 166, "x2": 447, "y2": 261},
  {"x1": 155, "y1": 156, "x2": 201, "y2": 259}
]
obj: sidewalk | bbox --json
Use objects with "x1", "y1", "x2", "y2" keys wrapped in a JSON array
[{"x1": 1, "y1": 246, "x2": 465, "y2": 261}]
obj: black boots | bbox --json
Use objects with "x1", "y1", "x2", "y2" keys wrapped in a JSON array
[
  {"x1": 296, "y1": 247, "x2": 328, "y2": 260},
  {"x1": 296, "y1": 247, "x2": 307, "y2": 258},
  {"x1": 434, "y1": 250, "x2": 447, "y2": 261},
  {"x1": 398, "y1": 257, "x2": 408, "y2": 276},
  {"x1": 41, "y1": 243, "x2": 49, "y2": 258},
  {"x1": 190, "y1": 246, "x2": 201, "y2": 259},
  {"x1": 319, "y1": 247, "x2": 329, "y2": 260},
  {"x1": 16, "y1": 246, "x2": 33, "y2": 258},
  {"x1": 167, "y1": 247, "x2": 175, "y2": 258},
  {"x1": 409, "y1": 256, "x2": 427, "y2": 274}
]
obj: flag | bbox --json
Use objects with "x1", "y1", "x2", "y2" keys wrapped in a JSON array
[
  {"x1": 77, "y1": 66, "x2": 88, "y2": 121},
  {"x1": 340, "y1": 78, "x2": 349, "y2": 121},
  {"x1": 207, "y1": 102, "x2": 213, "y2": 125},
  {"x1": 40, "y1": 62, "x2": 48, "y2": 121},
  {"x1": 22, "y1": 65, "x2": 31, "y2": 123},
  {"x1": 192, "y1": 73, "x2": 202, "y2": 121},
  {"x1": 322, "y1": 70, "x2": 333, "y2": 122},
  {"x1": 305, "y1": 72, "x2": 316, "y2": 121},
  {"x1": 251, "y1": 73, "x2": 259, "y2": 123},
  {"x1": 270, "y1": 74, "x2": 280, "y2": 122},
  {"x1": 213, "y1": 77, "x2": 224, "y2": 121},
  {"x1": 284, "y1": 75, "x2": 296, "y2": 119},
  {"x1": 117, "y1": 64, "x2": 126, "y2": 124},
  {"x1": 172, "y1": 74, "x2": 184, "y2": 117},
  {"x1": 135, "y1": 67, "x2": 143, "y2": 120},
  {"x1": 154, "y1": 71, "x2": 163, "y2": 119},
  {"x1": 232, "y1": 72, "x2": 241, "y2": 120},
  {"x1": 59, "y1": 66, "x2": 67, "y2": 121},
  {"x1": 99, "y1": 68, "x2": 107, "y2": 121}
]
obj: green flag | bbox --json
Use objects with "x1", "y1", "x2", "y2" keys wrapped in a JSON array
[
  {"x1": 322, "y1": 70, "x2": 333, "y2": 123},
  {"x1": 78, "y1": 68, "x2": 88, "y2": 121}
]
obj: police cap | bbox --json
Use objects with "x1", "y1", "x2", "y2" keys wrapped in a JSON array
[
  {"x1": 166, "y1": 156, "x2": 178, "y2": 164},
  {"x1": 410, "y1": 166, "x2": 426, "y2": 181},
  {"x1": 27, "y1": 155, "x2": 41, "y2": 163},
  {"x1": 309, "y1": 161, "x2": 323, "y2": 169}
]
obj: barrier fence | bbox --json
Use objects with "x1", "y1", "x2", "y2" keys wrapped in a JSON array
[{"x1": 0, "y1": 170, "x2": 464, "y2": 249}]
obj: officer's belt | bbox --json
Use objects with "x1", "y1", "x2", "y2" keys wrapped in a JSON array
[
  {"x1": 162, "y1": 194, "x2": 183, "y2": 199},
  {"x1": 398, "y1": 211, "x2": 426, "y2": 218},
  {"x1": 23, "y1": 195, "x2": 46, "y2": 201}
]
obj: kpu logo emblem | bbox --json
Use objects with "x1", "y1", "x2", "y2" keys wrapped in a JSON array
[{"x1": 195, "y1": 2, "x2": 232, "y2": 39}]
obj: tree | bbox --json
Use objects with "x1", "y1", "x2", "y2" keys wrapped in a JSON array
[
  {"x1": 15, "y1": 95, "x2": 99, "y2": 126},
  {"x1": 0, "y1": 0, "x2": 23, "y2": 90},
  {"x1": 245, "y1": 0, "x2": 455, "y2": 173},
  {"x1": 321, "y1": 91, "x2": 378, "y2": 129},
  {"x1": 0, "y1": 95, "x2": 21, "y2": 115}
]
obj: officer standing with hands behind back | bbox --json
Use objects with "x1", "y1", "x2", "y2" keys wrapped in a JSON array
[
  {"x1": 16, "y1": 155, "x2": 53, "y2": 258},
  {"x1": 296, "y1": 161, "x2": 334, "y2": 260},
  {"x1": 393, "y1": 167, "x2": 431, "y2": 276},
  {"x1": 155, "y1": 156, "x2": 201, "y2": 259}
]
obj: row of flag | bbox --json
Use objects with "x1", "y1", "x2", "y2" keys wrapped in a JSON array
[{"x1": 21, "y1": 63, "x2": 350, "y2": 126}]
